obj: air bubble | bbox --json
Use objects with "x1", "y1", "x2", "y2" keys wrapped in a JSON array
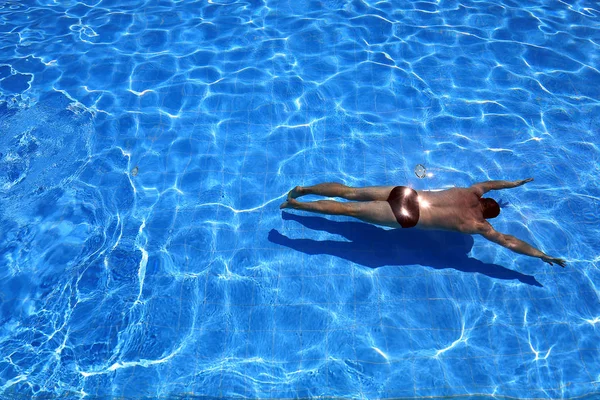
[{"x1": 414, "y1": 164, "x2": 426, "y2": 179}]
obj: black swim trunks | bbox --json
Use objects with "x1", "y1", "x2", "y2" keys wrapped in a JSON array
[{"x1": 387, "y1": 186, "x2": 420, "y2": 228}]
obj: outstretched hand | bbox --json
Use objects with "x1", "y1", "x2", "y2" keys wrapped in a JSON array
[
  {"x1": 515, "y1": 177, "x2": 534, "y2": 186},
  {"x1": 542, "y1": 256, "x2": 567, "y2": 268}
]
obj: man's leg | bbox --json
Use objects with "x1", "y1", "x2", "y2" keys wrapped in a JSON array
[
  {"x1": 289, "y1": 182, "x2": 396, "y2": 201},
  {"x1": 280, "y1": 198, "x2": 400, "y2": 228}
]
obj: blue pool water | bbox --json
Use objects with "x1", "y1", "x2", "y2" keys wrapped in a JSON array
[{"x1": 1, "y1": 0, "x2": 599, "y2": 398}]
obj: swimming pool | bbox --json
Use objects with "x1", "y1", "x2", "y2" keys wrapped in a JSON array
[{"x1": 1, "y1": 0, "x2": 599, "y2": 398}]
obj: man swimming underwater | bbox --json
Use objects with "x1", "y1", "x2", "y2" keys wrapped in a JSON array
[{"x1": 280, "y1": 178, "x2": 566, "y2": 267}]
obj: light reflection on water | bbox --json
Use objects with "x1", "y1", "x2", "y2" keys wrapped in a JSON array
[{"x1": 0, "y1": 0, "x2": 599, "y2": 398}]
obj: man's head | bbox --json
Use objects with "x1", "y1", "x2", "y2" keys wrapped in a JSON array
[{"x1": 480, "y1": 198, "x2": 500, "y2": 219}]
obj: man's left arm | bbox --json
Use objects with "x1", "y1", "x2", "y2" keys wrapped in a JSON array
[{"x1": 471, "y1": 178, "x2": 533, "y2": 196}]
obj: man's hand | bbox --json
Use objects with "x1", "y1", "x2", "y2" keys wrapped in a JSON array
[
  {"x1": 541, "y1": 255, "x2": 567, "y2": 268},
  {"x1": 515, "y1": 178, "x2": 534, "y2": 187}
]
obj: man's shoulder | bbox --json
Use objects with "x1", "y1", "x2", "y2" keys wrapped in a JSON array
[
  {"x1": 465, "y1": 184, "x2": 484, "y2": 197},
  {"x1": 458, "y1": 219, "x2": 490, "y2": 234},
  {"x1": 444, "y1": 186, "x2": 482, "y2": 197}
]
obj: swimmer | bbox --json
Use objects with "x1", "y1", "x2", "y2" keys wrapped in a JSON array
[{"x1": 279, "y1": 179, "x2": 566, "y2": 267}]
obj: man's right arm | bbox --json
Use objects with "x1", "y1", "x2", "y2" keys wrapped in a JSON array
[{"x1": 477, "y1": 222, "x2": 566, "y2": 267}]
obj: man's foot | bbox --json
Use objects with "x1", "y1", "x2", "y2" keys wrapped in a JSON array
[
  {"x1": 279, "y1": 198, "x2": 299, "y2": 210},
  {"x1": 288, "y1": 186, "x2": 304, "y2": 200}
]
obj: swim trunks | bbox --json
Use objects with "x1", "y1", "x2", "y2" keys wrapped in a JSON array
[{"x1": 387, "y1": 186, "x2": 420, "y2": 228}]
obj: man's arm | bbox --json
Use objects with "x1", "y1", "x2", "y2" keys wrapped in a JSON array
[
  {"x1": 477, "y1": 222, "x2": 566, "y2": 267},
  {"x1": 471, "y1": 178, "x2": 533, "y2": 196}
]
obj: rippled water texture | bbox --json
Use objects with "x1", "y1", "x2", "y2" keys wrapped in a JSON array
[{"x1": 1, "y1": 0, "x2": 599, "y2": 398}]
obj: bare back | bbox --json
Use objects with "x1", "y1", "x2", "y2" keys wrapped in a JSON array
[{"x1": 415, "y1": 187, "x2": 484, "y2": 232}]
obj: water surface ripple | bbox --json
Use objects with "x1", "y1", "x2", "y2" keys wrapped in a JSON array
[{"x1": 0, "y1": 0, "x2": 599, "y2": 398}]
